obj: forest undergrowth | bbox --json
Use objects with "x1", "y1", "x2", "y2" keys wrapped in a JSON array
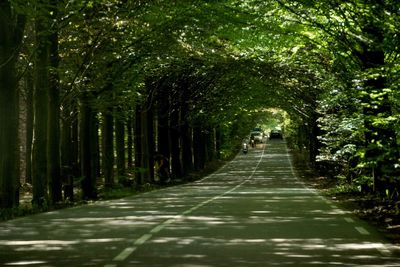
[{"x1": 291, "y1": 150, "x2": 400, "y2": 245}]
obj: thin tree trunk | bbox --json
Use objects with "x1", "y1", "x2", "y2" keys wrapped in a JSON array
[
  {"x1": 140, "y1": 107, "x2": 154, "y2": 183},
  {"x1": 115, "y1": 112, "x2": 125, "y2": 179},
  {"x1": 148, "y1": 107, "x2": 155, "y2": 182},
  {"x1": 71, "y1": 111, "x2": 80, "y2": 177},
  {"x1": 215, "y1": 125, "x2": 222, "y2": 159},
  {"x1": 127, "y1": 116, "x2": 133, "y2": 168},
  {"x1": 193, "y1": 126, "x2": 205, "y2": 171},
  {"x1": 156, "y1": 99, "x2": 170, "y2": 160},
  {"x1": 79, "y1": 93, "x2": 97, "y2": 200},
  {"x1": 102, "y1": 112, "x2": 114, "y2": 187},
  {"x1": 25, "y1": 69, "x2": 34, "y2": 184},
  {"x1": 205, "y1": 127, "x2": 216, "y2": 163},
  {"x1": 170, "y1": 106, "x2": 181, "y2": 178},
  {"x1": 181, "y1": 122, "x2": 193, "y2": 178},
  {"x1": 60, "y1": 117, "x2": 73, "y2": 201},
  {"x1": 134, "y1": 105, "x2": 143, "y2": 185}
]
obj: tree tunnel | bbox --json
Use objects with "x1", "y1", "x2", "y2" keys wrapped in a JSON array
[{"x1": 0, "y1": 0, "x2": 399, "y2": 209}]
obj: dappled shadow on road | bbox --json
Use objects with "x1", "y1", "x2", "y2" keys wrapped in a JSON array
[{"x1": 0, "y1": 140, "x2": 399, "y2": 266}]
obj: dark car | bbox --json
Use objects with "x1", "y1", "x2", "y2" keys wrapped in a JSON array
[{"x1": 269, "y1": 129, "x2": 283, "y2": 139}]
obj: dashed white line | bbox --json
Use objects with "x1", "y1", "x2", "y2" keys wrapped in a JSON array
[
  {"x1": 113, "y1": 246, "x2": 137, "y2": 261},
  {"x1": 134, "y1": 234, "x2": 153, "y2": 245},
  {"x1": 355, "y1": 226, "x2": 370, "y2": 235},
  {"x1": 344, "y1": 217, "x2": 355, "y2": 223},
  {"x1": 150, "y1": 224, "x2": 165, "y2": 234},
  {"x1": 105, "y1": 145, "x2": 267, "y2": 266}
]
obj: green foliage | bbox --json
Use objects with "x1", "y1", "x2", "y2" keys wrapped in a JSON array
[{"x1": 4, "y1": 0, "x2": 400, "y2": 207}]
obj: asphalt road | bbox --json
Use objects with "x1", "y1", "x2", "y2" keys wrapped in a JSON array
[{"x1": 1, "y1": 139, "x2": 399, "y2": 266}]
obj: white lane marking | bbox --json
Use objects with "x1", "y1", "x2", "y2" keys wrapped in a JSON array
[
  {"x1": 134, "y1": 234, "x2": 153, "y2": 245},
  {"x1": 106, "y1": 145, "x2": 266, "y2": 266},
  {"x1": 150, "y1": 224, "x2": 165, "y2": 234},
  {"x1": 344, "y1": 217, "x2": 355, "y2": 223},
  {"x1": 286, "y1": 144, "x2": 392, "y2": 258},
  {"x1": 113, "y1": 246, "x2": 137, "y2": 261},
  {"x1": 355, "y1": 226, "x2": 370, "y2": 235}
]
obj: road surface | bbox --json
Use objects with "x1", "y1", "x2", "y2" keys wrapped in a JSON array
[{"x1": 1, "y1": 140, "x2": 399, "y2": 266}]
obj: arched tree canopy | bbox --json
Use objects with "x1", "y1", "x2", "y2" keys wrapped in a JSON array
[{"x1": 1, "y1": 0, "x2": 399, "y2": 209}]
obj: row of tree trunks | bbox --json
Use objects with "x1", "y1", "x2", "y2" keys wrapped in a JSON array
[
  {"x1": 1, "y1": 4, "x2": 221, "y2": 209},
  {"x1": 132, "y1": 81, "x2": 220, "y2": 184}
]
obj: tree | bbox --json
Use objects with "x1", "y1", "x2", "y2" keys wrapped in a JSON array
[
  {"x1": 47, "y1": 2, "x2": 62, "y2": 204},
  {"x1": 274, "y1": 0, "x2": 400, "y2": 194},
  {"x1": 0, "y1": 1, "x2": 26, "y2": 209}
]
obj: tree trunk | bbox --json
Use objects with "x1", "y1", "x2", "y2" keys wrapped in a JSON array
[
  {"x1": 134, "y1": 105, "x2": 143, "y2": 185},
  {"x1": 25, "y1": 69, "x2": 34, "y2": 184},
  {"x1": 156, "y1": 99, "x2": 170, "y2": 160},
  {"x1": 102, "y1": 112, "x2": 114, "y2": 187},
  {"x1": 47, "y1": 20, "x2": 62, "y2": 204},
  {"x1": 32, "y1": 9, "x2": 51, "y2": 208},
  {"x1": 79, "y1": 93, "x2": 97, "y2": 200},
  {"x1": 181, "y1": 122, "x2": 193, "y2": 178},
  {"x1": 60, "y1": 117, "x2": 73, "y2": 201},
  {"x1": 215, "y1": 126, "x2": 222, "y2": 159},
  {"x1": 115, "y1": 112, "x2": 125, "y2": 179},
  {"x1": 205, "y1": 128, "x2": 216, "y2": 163},
  {"x1": 140, "y1": 106, "x2": 154, "y2": 183},
  {"x1": 193, "y1": 126, "x2": 205, "y2": 171},
  {"x1": 170, "y1": 106, "x2": 182, "y2": 178},
  {"x1": 127, "y1": 116, "x2": 133, "y2": 168},
  {"x1": 0, "y1": 2, "x2": 26, "y2": 209}
]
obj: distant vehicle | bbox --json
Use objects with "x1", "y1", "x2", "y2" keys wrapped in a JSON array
[
  {"x1": 250, "y1": 131, "x2": 264, "y2": 143},
  {"x1": 242, "y1": 142, "x2": 248, "y2": 154},
  {"x1": 269, "y1": 129, "x2": 283, "y2": 139}
]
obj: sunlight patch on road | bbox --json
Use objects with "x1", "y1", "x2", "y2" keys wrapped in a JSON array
[
  {"x1": 4, "y1": 261, "x2": 48, "y2": 266},
  {"x1": 2, "y1": 240, "x2": 79, "y2": 246}
]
